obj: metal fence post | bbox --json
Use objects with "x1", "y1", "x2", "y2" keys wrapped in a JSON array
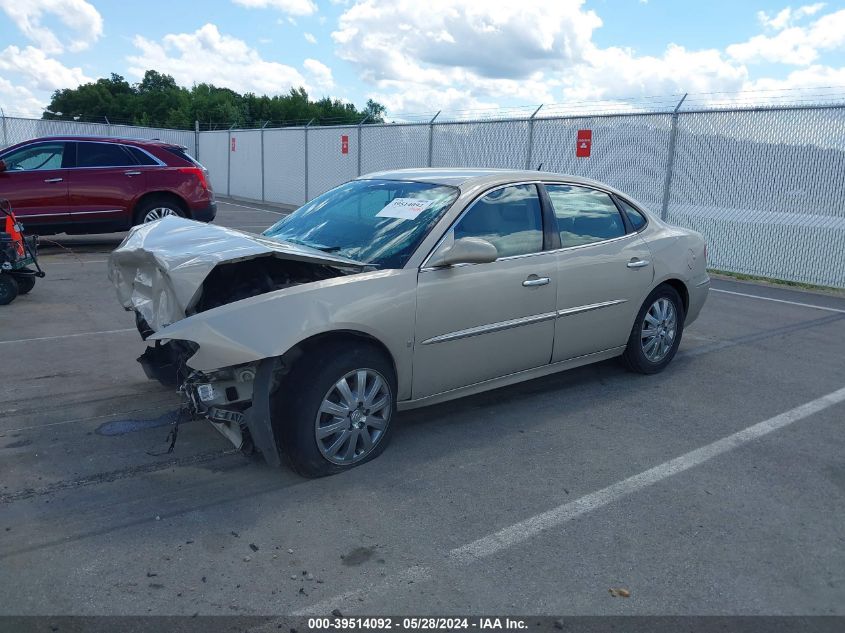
[
  {"x1": 0, "y1": 108, "x2": 7, "y2": 148},
  {"x1": 427, "y1": 111, "x2": 441, "y2": 167},
  {"x1": 659, "y1": 93, "x2": 687, "y2": 221},
  {"x1": 304, "y1": 119, "x2": 314, "y2": 203},
  {"x1": 104, "y1": 116, "x2": 111, "y2": 137},
  {"x1": 227, "y1": 124, "x2": 234, "y2": 197},
  {"x1": 194, "y1": 120, "x2": 200, "y2": 160},
  {"x1": 525, "y1": 104, "x2": 543, "y2": 170},
  {"x1": 261, "y1": 121, "x2": 269, "y2": 203},
  {"x1": 357, "y1": 115, "x2": 368, "y2": 177}
]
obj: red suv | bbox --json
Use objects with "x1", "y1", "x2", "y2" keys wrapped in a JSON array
[{"x1": 0, "y1": 136, "x2": 216, "y2": 235}]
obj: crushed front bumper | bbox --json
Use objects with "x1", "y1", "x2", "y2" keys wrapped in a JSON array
[{"x1": 180, "y1": 359, "x2": 282, "y2": 467}]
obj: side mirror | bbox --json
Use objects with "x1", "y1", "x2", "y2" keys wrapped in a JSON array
[
  {"x1": 0, "y1": 160, "x2": 6, "y2": 173},
  {"x1": 428, "y1": 236, "x2": 499, "y2": 268}
]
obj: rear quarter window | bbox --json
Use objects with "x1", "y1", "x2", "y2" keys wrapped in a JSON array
[
  {"x1": 616, "y1": 198, "x2": 648, "y2": 231},
  {"x1": 124, "y1": 146, "x2": 159, "y2": 166},
  {"x1": 165, "y1": 146, "x2": 204, "y2": 168}
]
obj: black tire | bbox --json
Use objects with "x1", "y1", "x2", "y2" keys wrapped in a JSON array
[
  {"x1": 133, "y1": 195, "x2": 186, "y2": 226},
  {"x1": 0, "y1": 274, "x2": 19, "y2": 305},
  {"x1": 621, "y1": 284, "x2": 685, "y2": 374},
  {"x1": 13, "y1": 274, "x2": 35, "y2": 295},
  {"x1": 272, "y1": 343, "x2": 396, "y2": 478}
]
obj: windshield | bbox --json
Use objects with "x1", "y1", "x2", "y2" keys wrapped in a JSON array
[{"x1": 262, "y1": 179, "x2": 459, "y2": 269}]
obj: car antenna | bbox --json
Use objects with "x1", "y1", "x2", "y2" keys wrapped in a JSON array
[{"x1": 536, "y1": 162, "x2": 543, "y2": 170}]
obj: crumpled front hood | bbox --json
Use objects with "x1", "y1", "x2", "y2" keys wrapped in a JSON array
[{"x1": 108, "y1": 216, "x2": 363, "y2": 331}]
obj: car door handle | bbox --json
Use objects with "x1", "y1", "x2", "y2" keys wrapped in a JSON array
[
  {"x1": 43, "y1": 177, "x2": 63, "y2": 183},
  {"x1": 124, "y1": 170, "x2": 142, "y2": 176},
  {"x1": 522, "y1": 276, "x2": 550, "y2": 287},
  {"x1": 627, "y1": 258, "x2": 650, "y2": 268}
]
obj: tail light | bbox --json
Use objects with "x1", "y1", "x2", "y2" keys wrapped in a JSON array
[
  {"x1": 178, "y1": 166, "x2": 210, "y2": 191},
  {"x1": 704, "y1": 243, "x2": 708, "y2": 264}
]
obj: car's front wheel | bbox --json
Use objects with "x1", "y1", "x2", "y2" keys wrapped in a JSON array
[
  {"x1": 621, "y1": 284, "x2": 685, "y2": 374},
  {"x1": 273, "y1": 343, "x2": 396, "y2": 477}
]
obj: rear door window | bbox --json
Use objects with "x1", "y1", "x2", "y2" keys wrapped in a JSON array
[
  {"x1": 76, "y1": 142, "x2": 136, "y2": 168},
  {"x1": 545, "y1": 184, "x2": 626, "y2": 248}
]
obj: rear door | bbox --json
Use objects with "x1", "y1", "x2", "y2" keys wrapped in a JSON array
[
  {"x1": 66, "y1": 141, "x2": 147, "y2": 227},
  {"x1": 0, "y1": 141, "x2": 70, "y2": 229},
  {"x1": 544, "y1": 183, "x2": 654, "y2": 362}
]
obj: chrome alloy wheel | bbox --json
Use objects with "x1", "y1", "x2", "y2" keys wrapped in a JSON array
[
  {"x1": 641, "y1": 297, "x2": 677, "y2": 363},
  {"x1": 314, "y1": 368, "x2": 391, "y2": 465},
  {"x1": 143, "y1": 207, "x2": 178, "y2": 223}
]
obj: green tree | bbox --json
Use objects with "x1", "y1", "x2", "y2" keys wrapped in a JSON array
[{"x1": 42, "y1": 70, "x2": 386, "y2": 130}]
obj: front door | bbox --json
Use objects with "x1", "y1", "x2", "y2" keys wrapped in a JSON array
[
  {"x1": 0, "y1": 141, "x2": 70, "y2": 229},
  {"x1": 544, "y1": 184, "x2": 655, "y2": 362},
  {"x1": 413, "y1": 184, "x2": 558, "y2": 399}
]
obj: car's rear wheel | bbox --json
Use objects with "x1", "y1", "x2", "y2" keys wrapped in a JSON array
[
  {"x1": 273, "y1": 343, "x2": 396, "y2": 477},
  {"x1": 134, "y1": 196, "x2": 186, "y2": 225},
  {"x1": 0, "y1": 275, "x2": 19, "y2": 305},
  {"x1": 621, "y1": 284, "x2": 685, "y2": 374}
]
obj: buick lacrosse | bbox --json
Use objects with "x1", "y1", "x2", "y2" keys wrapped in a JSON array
[{"x1": 109, "y1": 168, "x2": 709, "y2": 476}]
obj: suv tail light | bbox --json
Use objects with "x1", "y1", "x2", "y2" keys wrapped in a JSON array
[{"x1": 178, "y1": 167, "x2": 211, "y2": 191}]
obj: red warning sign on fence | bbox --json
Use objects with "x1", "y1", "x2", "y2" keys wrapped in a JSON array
[
  {"x1": 231, "y1": 137, "x2": 237, "y2": 152},
  {"x1": 341, "y1": 134, "x2": 349, "y2": 155},
  {"x1": 576, "y1": 129, "x2": 591, "y2": 158}
]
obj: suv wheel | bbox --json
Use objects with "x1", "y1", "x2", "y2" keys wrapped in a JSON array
[
  {"x1": 273, "y1": 344, "x2": 396, "y2": 477},
  {"x1": 134, "y1": 196, "x2": 186, "y2": 225}
]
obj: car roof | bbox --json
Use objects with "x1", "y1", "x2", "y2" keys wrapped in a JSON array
[
  {"x1": 358, "y1": 167, "x2": 626, "y2": 194},
  {"x1": 11, "y1": 135, "x2": 182, "y2": 148}
]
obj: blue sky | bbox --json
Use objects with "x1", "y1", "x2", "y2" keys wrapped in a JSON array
[{"x1": 1, "y1": 0, "x2": 844, "y2": 119}]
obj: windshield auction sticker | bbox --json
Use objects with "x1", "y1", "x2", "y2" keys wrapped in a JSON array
[{"x1": 376, "y1": 198, "x2": 434, "y2": 220}]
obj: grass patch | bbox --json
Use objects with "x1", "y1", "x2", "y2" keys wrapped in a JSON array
[{"x1": 708, "y1": 269, "x2": 844, "y2": 295}]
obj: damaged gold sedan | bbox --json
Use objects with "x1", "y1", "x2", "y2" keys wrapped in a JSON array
[{"x1": 109, "y1": 169, "x2": 709, "y2": 476}]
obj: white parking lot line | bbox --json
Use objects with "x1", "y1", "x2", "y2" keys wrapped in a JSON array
[
  {"x1": 711, "y1": 288, "x2": 845, "y2": 314},
  {"x1": 218, "y1": 200, "x2": 289, "y2": 215},
  {"x1": 296, "y1": 385, "x2": 845, "y2": 615},
  {"x1": 0, "y1": 328, "x2": 135, "y2": 345}
]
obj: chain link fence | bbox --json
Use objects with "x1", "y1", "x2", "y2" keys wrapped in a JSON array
[
  {"x1": 0, "y1": 115, "x2": 195, "y2": 153},
  {"x1": 1, "y1": 107, "x2": 843, "y2": 287}
]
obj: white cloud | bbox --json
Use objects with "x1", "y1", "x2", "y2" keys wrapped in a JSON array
[
  {"x1": 564, "y1": 44, "x2": 748, "y2": 103},
  {"x1": 332, "y1": 0, "x2": 845, "y2": 115},
  {"x1": 232, "y1": 0, "x2": 317, "y2": 16},
  {"x1": 303, "y1": 58, "x2": 334, "y2": 92},
  {"x1": 0, "y1": 77, "x2": 46, "y2": 117},
  {"x1": 332, "y1": 0, "x2": 753, "y2": 113},
  {"x1": 127, "y1": 23, "x2": 333, "y2": 96},
  {"x1": 304, "y1": 32, "x2": 317, "y2": 44},
  {"x1": 727, "y1": 7, "x2": 845, "y2": 65},
  {"x1": 0, "y1": 0, "x2": 103, "y2": 54},
  {"x1": 0, "y1": 45, "x2": 91, "y2": 92},
  {"x1": 757, "y1": 3, "x2": 825, "y2": 30},
  {"x1": 333, "y1": 0, "x2": 602, "y2": 81}
]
